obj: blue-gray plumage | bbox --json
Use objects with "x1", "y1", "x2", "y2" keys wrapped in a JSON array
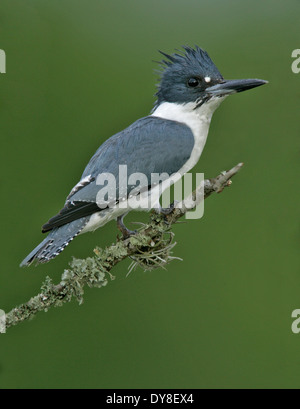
[{"x1": 20, "y1": 45, "x2": 267, "y2": 266}]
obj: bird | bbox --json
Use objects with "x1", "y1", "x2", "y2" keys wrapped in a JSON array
[{"x1": 20, "y1": 45, "x2": 267, "y2": 266}]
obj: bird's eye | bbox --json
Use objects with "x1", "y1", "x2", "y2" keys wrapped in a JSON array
[{"x1": 187, "y1": 78, "x2": 200, "y2": 87}]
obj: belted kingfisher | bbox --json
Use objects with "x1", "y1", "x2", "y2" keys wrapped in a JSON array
[{"x1": 20, "y1": 46, "x2": 267, "y2": 266}]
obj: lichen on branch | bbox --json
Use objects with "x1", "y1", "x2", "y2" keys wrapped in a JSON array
[{"x1": 5, "y1": 163, "x2": 243, "y2": 330}]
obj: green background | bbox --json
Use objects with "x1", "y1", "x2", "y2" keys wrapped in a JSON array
[{"x1": 0, "y1": 0, "x2": 299, "y2": 389}]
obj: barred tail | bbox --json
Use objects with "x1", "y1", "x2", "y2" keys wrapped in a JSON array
[{"x1": 20, "y1": 217, "x2": 89, "y2": 267}]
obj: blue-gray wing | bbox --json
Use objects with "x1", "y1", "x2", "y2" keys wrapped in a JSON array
[{"x1": 42, "y1": 116, "x2": 194, "y2": 232}]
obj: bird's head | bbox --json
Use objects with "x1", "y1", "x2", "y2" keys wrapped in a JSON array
[{"x1": 155, "y1": 46, "x2": 267, "y2": 108}]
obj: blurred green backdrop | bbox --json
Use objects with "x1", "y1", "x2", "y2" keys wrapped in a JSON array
[{"x1": 0, "y1": 0, "x2": 299, "y2": 389}]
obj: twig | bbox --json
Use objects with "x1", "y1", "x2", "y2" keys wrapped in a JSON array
[{"x1": 5, "y1": 163, "x2": 243, "y2": 330}]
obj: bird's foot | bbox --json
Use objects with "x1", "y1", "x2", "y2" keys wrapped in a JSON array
[
  {"x1": 154, "y1": 201, "x2": 178, "y2": 216},
  {"x1": 117, "y1": 215, "x2": 137, "y2": 239}
]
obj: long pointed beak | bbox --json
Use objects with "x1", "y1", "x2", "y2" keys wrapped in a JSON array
[{"x1": 206, "y1": 78, "x2": 268, "y2": 96}]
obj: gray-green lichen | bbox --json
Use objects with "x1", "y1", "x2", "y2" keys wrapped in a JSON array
[{"x1": 5, "y1": 164, "x2": 243, "y2": 330}]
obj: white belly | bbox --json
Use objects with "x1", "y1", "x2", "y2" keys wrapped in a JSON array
[{"x1": 81, "y1": 97, "x2": 226, "y2": 234}]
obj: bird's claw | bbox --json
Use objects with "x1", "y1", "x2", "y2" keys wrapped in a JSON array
[
  {"x1": 155, "y1": 201, "x2": 177, "y2": 216},
  {"x1": 117, "y1": 215, "x2": 137, "y2": 239}
]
